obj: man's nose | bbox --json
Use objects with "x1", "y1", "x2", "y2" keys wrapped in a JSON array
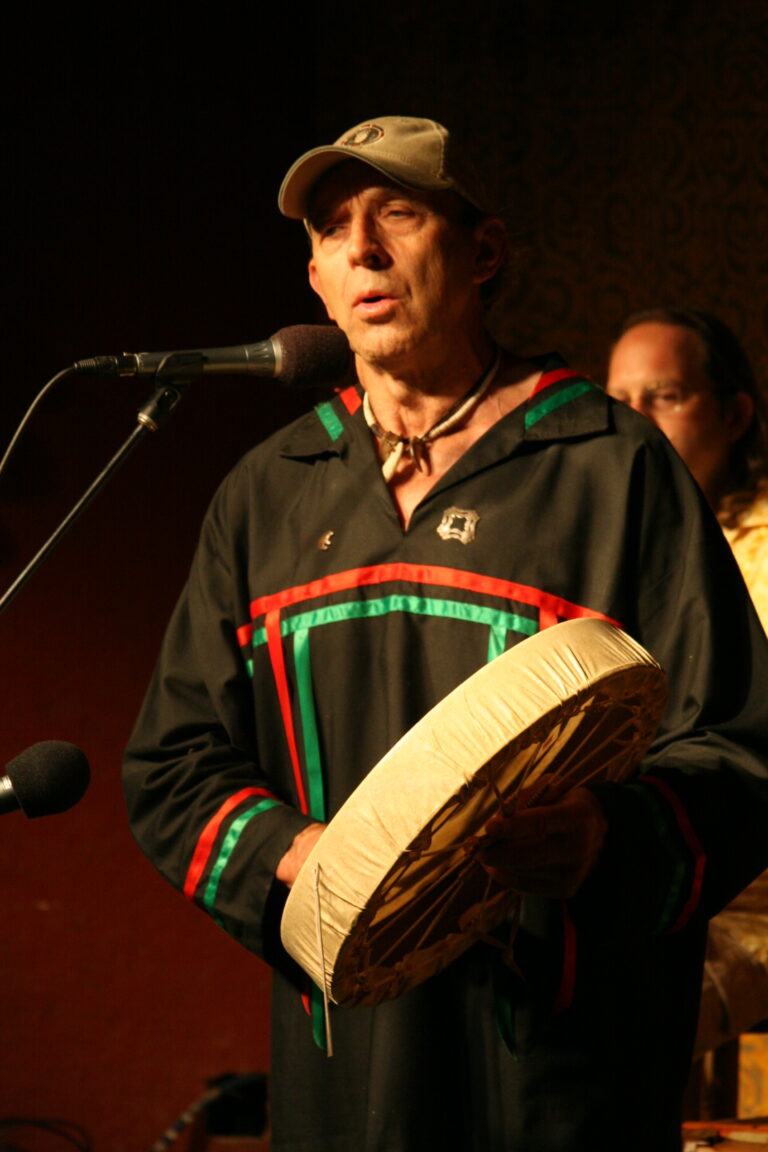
[
  {"x1": 629, "y1": 393, "x2": 656, "y2": 418},
  {"x1": 626, "y1": 394, "x2": 647, "y2": 415},
  {"x1": 347, "y1": 215, "x2": 386, "y2": 267}
]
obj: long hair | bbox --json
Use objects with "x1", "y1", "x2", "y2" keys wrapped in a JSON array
[{"x1": 616, "y1": 308, "x2": 768, "y2": 527}]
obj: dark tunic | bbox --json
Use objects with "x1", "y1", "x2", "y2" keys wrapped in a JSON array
[{"x1": 124, "y1": 361, "x2": 768, "y2": 1151}]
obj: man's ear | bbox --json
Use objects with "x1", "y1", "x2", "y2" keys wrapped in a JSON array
[
  {"x1": 472, "y1": 217, "x2": 507, "y2": 286},
  {"x1": 308, "y1": 258, "x2": 335, "y2": 321},
  {"x1": 726, "y1": 391, "x2": 755, "y2": 443}
]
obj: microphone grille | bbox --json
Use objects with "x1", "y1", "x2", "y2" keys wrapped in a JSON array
[
  {"x1": 7, "y1": 741, "x2": 90, "y2": 817},
  {"x1": 273, "y1": 325, "x2": 351, "y2": 387}
]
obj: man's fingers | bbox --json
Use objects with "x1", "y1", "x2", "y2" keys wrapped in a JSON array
[{"x1": 477, "y1": 787, "x2": 608, "y2": 898}]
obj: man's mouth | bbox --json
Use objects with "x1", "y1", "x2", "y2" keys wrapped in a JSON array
[
  {"x1": 353, "y1": 292, "x2": 399, "y2": 318},
  {"x1": 355, "y1": 292, "x2": 393, "y2": 305}
]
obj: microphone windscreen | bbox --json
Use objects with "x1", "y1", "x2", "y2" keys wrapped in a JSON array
[
  {"x1": 273, "y1": 325, "x2": 351, "y2": 387},
  {"x1": 6, "y1": 741, "x2": 90, "y2": 817}
]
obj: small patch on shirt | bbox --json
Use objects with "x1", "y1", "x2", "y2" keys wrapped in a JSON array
[
  {"x1": 436, "y1": 507, "x2": 479, "y2": 545},
  {"x1": 317, "y1": 530, "x2": 335, "y2": 551}
]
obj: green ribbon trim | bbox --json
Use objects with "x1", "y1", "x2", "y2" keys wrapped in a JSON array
[
  {"x1": 315, "y1": 400, "x2": 344, "y2": 442},
  {"x1": 247, "y1": 594, "x2": 537, "y2": 654},
  {"x1": 292, "y1": 628, "x2": 329, "y2": 1050},
  {"x1": 202, "y1": 797, "x2": 281, "y2": 913},
  {"x1": 293, "y1": 628, "x2": 326, "y2": 823},
  {"x1": 525, "y1": 380, "x2": 596, "y2": 430},
  {"x1": 494, "y1": 982, "x2": 518, "y2": 1058},
  {"x1": 243, "y1": 592, "x2": 539, "y2": 1054},
  {"x1": 309, "y1": 982, "x2": 327, "y2": 1049},
  {"x1": 487, "y1": 622, "x2": 509, "y2": 662},
  {"x1": 628, "y1": 783, "x2": 690, "y2": 932}
]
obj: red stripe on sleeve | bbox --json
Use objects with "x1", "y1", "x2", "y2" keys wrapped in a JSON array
[
  {"x1": 552, "y1": 902, "x2": 577, "y2": 1015},
  {"x1": 644, "y1": 776, "x2": 707, "y2": 930},
  {"x1": 184, "y1": 786, "x2": 277, "y2": 899}
]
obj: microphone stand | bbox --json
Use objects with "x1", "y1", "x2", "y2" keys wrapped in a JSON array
[{"x1": 0, "y1": 353, "x2": 203, "y2": 615}]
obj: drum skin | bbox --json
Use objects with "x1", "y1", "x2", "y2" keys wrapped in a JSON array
[{"x1": 281, "y1": 618, "x2": 668, "y2": 1007}]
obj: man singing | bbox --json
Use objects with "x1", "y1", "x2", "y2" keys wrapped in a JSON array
[{"x1": 124, "y1": 117, "x2": 768, "y2": 1151}]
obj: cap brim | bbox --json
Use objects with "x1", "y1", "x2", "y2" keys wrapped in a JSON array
[{"x1": 277, "y1": 145, "x2": 451, "y2": 220}]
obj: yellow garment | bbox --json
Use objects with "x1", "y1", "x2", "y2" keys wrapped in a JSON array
[
  {"x1": 722, "y1": 490, "x2": 768, "y2": 635},
  {"x1": 697, "y1": 491, "x2": 768, "y2": 1055}
]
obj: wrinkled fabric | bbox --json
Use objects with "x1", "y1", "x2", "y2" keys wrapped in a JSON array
[{"x1": 124, "y1": 364, "x2": 768, "y2": 1151}]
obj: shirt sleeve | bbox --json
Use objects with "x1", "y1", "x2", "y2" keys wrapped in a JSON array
[
  {"x1": 576, "y1": 428, "x2": 768, "y2": 937},
  {"x1": 122, "y1": 464, "x2": 315, "y2": 968}
]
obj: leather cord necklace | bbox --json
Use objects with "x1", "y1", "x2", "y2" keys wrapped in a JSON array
[{"x1": 363, "y1": 348, "x2": 501, "y2": 482}]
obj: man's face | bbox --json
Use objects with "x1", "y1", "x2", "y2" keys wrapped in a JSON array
[
  {"x1": 306, "y1": 161, "x2": 497, "y2": 372},
  {"x1": 606, "y1": 321, "x2": 748, "y2": 499}
]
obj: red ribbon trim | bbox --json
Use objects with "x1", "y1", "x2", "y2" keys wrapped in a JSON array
[
  {"x1": 552, "y1": 902, "x2": 577, "y2": 1015},
  {"x1": 248, "y1": 563, "x2": 619, "y2": 629},
  {"x1": 184, "y1": 786, "x2": 277, "y2": 899},
  {"x1": 644, "y1": 776, "x2": 707, "y2": 930},
  {"x1": 266, "y1": 608, "x2": 309, "y2": 815}
]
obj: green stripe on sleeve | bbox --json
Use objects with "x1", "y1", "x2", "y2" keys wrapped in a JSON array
[
  {"x1": 202, "y1": 797, "x2": 281, "y2": 913},
  {"x1": 628, "y1": 783, "x2": 691, "y2": 932}
]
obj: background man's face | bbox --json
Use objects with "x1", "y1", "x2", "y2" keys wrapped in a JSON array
[
  {"x1": 307, "y1": 162, "x2": 485, "y2": 372},
  {"x1": 606, "y1": 321, "x2": 739, "y2": 498}
]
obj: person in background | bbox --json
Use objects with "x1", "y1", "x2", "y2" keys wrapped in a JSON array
[
  {"x1": 607, "y1": 306, "x2": 768, "y2": 1079},
  {"x1": 606, "y1": 307, "x2": 768, "y2": 630}
]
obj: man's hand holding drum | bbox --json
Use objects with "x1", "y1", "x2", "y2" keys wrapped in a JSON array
[{"x1": 478, "y1": 784, "x2": 608, "y2": 900}]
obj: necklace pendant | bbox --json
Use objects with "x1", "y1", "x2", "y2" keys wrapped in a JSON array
[
  {"x1": 380, "y1": 433, "x2": 400, "y2": 461},
  {"x1": 409, "y1": 437, "x2": 427, "y2": 473}
]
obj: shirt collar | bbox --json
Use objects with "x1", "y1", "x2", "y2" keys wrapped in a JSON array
[
  {"x1": 277, "y1": 358, "x2": 609, "y2": 461},
  {"x1": 521, "y1": 354, "x2": 609, "y2": 442}
]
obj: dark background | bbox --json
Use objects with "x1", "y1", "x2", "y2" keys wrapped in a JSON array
[{"x1": 1, "y1": 2, "x2": 766, "y2": 1147}]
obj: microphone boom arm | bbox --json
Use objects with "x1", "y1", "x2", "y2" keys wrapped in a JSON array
[{"x1": 0, "y1": 355, "x2": 201, "y2": 615}]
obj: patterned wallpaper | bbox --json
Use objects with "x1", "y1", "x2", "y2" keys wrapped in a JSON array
[{"x1": 313, "y1": 0, "x2": 768, "y2": 385}]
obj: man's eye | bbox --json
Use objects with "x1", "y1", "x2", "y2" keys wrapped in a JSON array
[{"x1": 648, "y1": 390, "x2": 683, "y2": 411}]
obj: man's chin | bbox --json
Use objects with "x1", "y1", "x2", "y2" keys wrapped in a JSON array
[{"x1": 348, "y1": 324, "x2": 421, "y2": 370}]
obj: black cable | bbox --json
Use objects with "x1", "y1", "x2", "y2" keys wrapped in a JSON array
[
  {"x1": 0, "y1": 1116, "x2": 93, "y2": 1151},
  {"x1": 147, "y1": 1072, "x2": 267, "y2": 1152},
  {"x1": 147, "y1": 1072, "x2": 243, "y2": 1152},
  {"x1": 0, "y1": 367, "x2": 77, "y2": 480}
]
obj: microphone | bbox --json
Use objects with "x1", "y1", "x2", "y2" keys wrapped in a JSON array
[
  {"x1": 72, "y1": 325, "x2": 351, "y2": 387},
  {"x1": 0, "y1": 742, "x2": 90, "y2": 818}
]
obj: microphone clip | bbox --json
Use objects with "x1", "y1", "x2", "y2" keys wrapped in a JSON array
[{"x1": 136, "y1": 352, "x2": 203, "y2": 432}]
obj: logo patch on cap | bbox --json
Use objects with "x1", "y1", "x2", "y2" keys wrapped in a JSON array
[{"x1": 342, "y1": 124, "x2": 385, "y2": 148}]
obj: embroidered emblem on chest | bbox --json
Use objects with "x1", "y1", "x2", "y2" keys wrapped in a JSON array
[
  {"x1": 317, "y1": 530, "x2": 335, "y2": 551},
  {"x1": 436, "y1": 507, "x2": 479, "y2": 545}
]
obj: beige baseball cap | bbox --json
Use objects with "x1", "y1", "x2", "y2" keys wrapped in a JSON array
[{"x1": 278, "y1": 115, "x2": 491, "y2": 220}]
